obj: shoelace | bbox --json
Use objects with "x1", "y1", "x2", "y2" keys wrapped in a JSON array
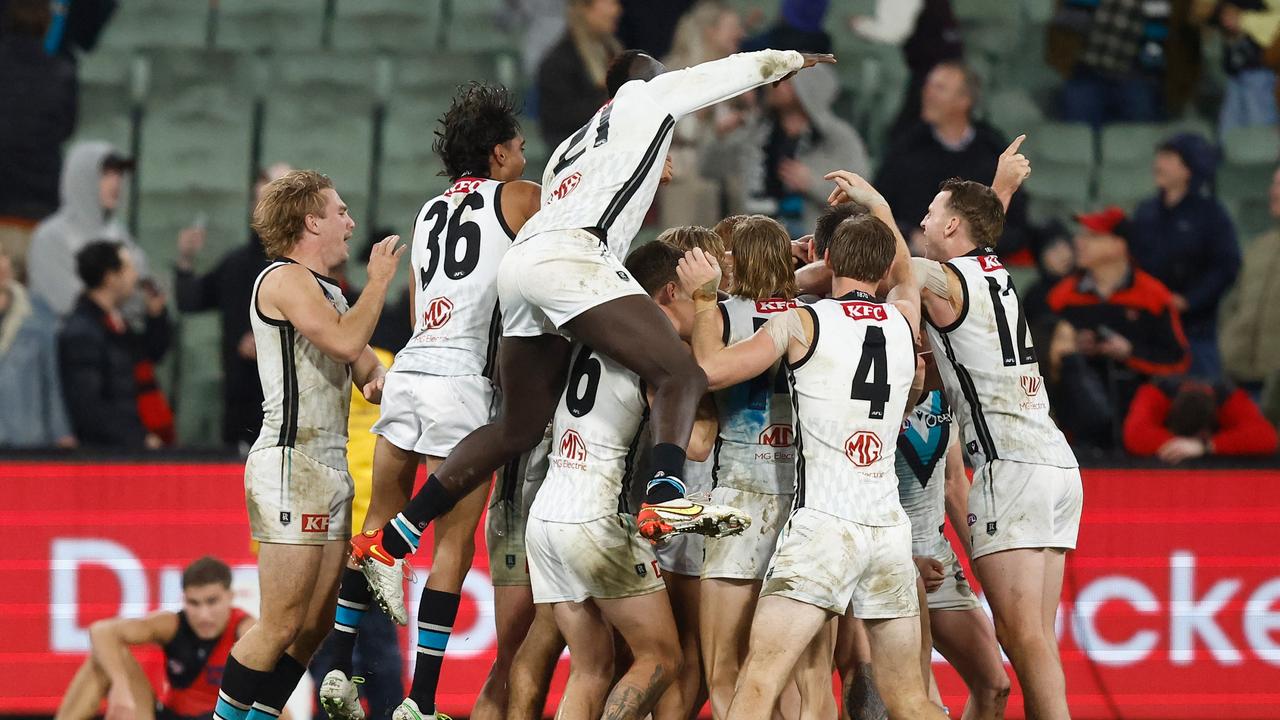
[{"x1": 402, "y1": 558, "x2": 417, "y2": 584}]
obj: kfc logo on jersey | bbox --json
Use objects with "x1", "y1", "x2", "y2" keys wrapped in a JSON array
[
  {"x1": 558, "y1": 429, "x2": 588, "y2": 462},
  {"x1": 301, "y1": 514, "x2": 329, "y2": 533},
  {"x1": 978, "y1": 254, "x2": 1004, "y2": 272},
  {"x1": 445, "y1": 177, "x2": 484, "y2": 197},
  {"x1": 841, "y1": 301, "x2": 888, "y2": 322},
  {"x1": 755, "y1": 299, "x2": 796, "y2": 313},
  {"x1": 758, "y1": 424, "x2": 794, "y2": 447},
  {"x1": 1021, "y1": 375, "x2": 1042, "y2": 396},
  {"x1": 423, "y1": 297, "x2": 454, "y2": 330},
  {"x1": 547, "y1": 172, "x2": 582, "y2": 204},
  {"x1": 845, "y1": 431, "x2": 883, "y2": 467}
]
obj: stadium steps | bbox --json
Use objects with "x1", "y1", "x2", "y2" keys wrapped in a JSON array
[
  {"x1": 212, "y1": 0, "x2": 327, "y2": 52},
  {"x1": 97, "y1": 0, "x2": 208, "y2": 50},
  {"x1": 332, "y1": 0, "x2": 439, "y2": 52}
]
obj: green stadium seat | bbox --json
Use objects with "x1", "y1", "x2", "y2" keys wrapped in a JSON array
[
  {"x1": 263, "y1": 51, "x2": 381, "y2": 104},
  {"x1": 333, "y1": 0, "x2": 438, "y2": 52},
  {"x1": 1027, "y1": 164, "x2": 1092, "y2": 223},
  {"x1": 1228, "y1": 197, "x2": 1275, "y2": 244},
  {"x1": 136, "y1": 189, "x2": 250, "y2": 271},
  {"x1": 1095, "y1": 165, "x2": 1154, "y2": 211},
  {"x1": 395, "y1": 52, "x2": 502, "y2": 97},
  {"x1": 986, "y1": 88, "x2": 1044, "y2": 139},
  {"x1": 137, "y1": 85, "x2": 252, "y2": 195},
  {"x1": 98, "y1": 0, "x2": 207, "y2": 50},
  {"x1": 1223, "y1": 125, "x2": 1280, "y2": 165},
  {"x1": 143, "y1": 49, "x2": 251, "y2": 101},
  {"x1": 439, "y1": 0, "x2": 518, "y2": 53},
  {"x1": 261, "y1": 90, "x2": 374, "y2": 221},
  {"x1": 214, "y1": 0, "x2": 325, "y2": 51},
  {"x1": 72, "y1": 86, "x2": 133, "y2": 149},
  {"x1": 1100, "y1": 123, "x2": 1168, "y2": 167},
  {"x1": 953, "y1": 0, "x2": 1009, "y2": 25},
  {"x1": 1026, "y1": 122, "x2": 1096, "y2": 167}
]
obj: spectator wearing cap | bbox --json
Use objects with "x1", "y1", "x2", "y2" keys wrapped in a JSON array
[
  {"x1": 1127, "y1": 132, "x2": 1241, "y2": 380},
  {"x1": 1123, "y1": 376, "x2": 1278, "y2": 463},
  {"x1": 1048, "y1": 206, "x2": 1191, "y2": 416}
]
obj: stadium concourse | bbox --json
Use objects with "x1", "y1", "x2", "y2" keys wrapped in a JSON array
[{"x1": 0, "y1": 1, "x2": 1278, "y2": 720}]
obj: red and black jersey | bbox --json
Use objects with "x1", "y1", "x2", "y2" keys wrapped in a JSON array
[
  {"x1": 1123, "y1": 379, "x2": 1279, "y2": 457},
  {"x1": 158, "y1": 608, "x2": 247, "y2": 717},
  {"x1": 1047, "y1": 267, "x2": 1190, "y2": 377}
]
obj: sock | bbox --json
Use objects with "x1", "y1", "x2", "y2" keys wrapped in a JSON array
[
  {"x1": 244, "y1": 653, "x2": 307, "y2": 720},
  {"x1": 330, "y1": 566, "x2": 372, "y2": 676},
  {"x1": 214, "y1": 654, "x2": 270, "y2": 720},
  {"x1": 409, "y1": 587, "x2": 462, "y2": 713},
  {"x1": 644, "y1": 443, "x2": 687, "y2": 504},
  {"x1": 381, "y1": 475, "x2": 459, "y2": 558}
]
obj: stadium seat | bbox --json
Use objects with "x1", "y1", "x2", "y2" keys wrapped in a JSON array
[
  {"x1": 395, "y1": 52, "x2": 502, "y2": 98},
  {"x1": 213, "y1": 0, "x2": 326, "y2": 51},
  {"x1": 439, "y1": 0, "x2": 518, "y2": 53},
  {"x1": 72, "y1": 86, "x2": 133, "y2": 150},
  {"x1": 986, "y1": 88, "x2": 1044, "y2": 138},
  {"x1": 263, "y1": 51, "x2": 381, "y2": 105},
  {"x1": 1095, "y1": 165, "x2": 1154, "y2": 211},
  {"x1": 97, "y1": 0, "x2": 208, "y2": 50},
  {"x1": 136, "y1": 84, "x2": 253, "y2": 195},
  {"x1": 136, "y1": 189, "x2": 250, "y2": 274},
  {"x1": 378, "y1": 97, "x2": 449, "y2": 232},
  {"x1": 1220, "y1": 125, "x2": 1280, "y2": 201},
  {"x1": 333, "y1": 0, "x2": 438, "y2": 52},
  {"x1": 142, "y1": 49, "x2": 252, "y2": 102},
  {"x1": 1228, "y1": 197, "x2": 1274, "y2": 244},
  {"x1": 1099, "y1": 123, "x2": 1168, "y2": 167},
  {"x1": 261, "y1": 91, "x2": 374, "y2": 222},
  {"x1": 1027, "y1": 121, "x2": 1096, "y2": 167}
]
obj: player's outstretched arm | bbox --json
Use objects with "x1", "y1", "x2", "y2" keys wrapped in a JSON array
[
  {"x1": 646, "y1": 50, "x2": 834, "y2": 120},
  {"x1": 991, "y1": 134, "x2": 1031, "y2": 212},
  {"x1": 266, "y1": 235, "x2": 405, "y2": 364},
  {"x1": 678, "y1": 248, "x2": 792, "y2": 390},
  {"x1": 941, "y1": 440, "x2": 973, "y2": 560},
  {"x1": 88, "y1": 612, "x2": 179, "y2": 716}
]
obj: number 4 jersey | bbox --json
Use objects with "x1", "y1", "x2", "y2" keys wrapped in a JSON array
[
  {"x1": 393, "y1": 177, "x2": 516, "y2": 377},
  {"x1": 925, "y1": 249, "x2": 1077, "y2": 470}
]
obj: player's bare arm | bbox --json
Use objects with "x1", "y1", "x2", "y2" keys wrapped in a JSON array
[
  {"x1": 941, "y1": 441, "x2": 973, "y2": 560},
  {"x1": 351, "y1": 347, "x2": 388, "y2": 404},
  {"x1": 261, "y1": 235, "x2": 405, "y2": 363},
  {"x1": 991, "y1": 134, "x2": 1031, "y2": 212},
  {"x1": 89, "y1": 612, "x2": 179, "y2": 715},
  {"x1": 500, "y1": 180, "x2": 543, "y2": 231},
  {"x1": 235, "y1": 614, "x2": 256, "y2": 639}
]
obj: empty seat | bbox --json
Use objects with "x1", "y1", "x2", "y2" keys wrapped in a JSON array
[
  {"x1": 1095, "y1": 165, "x2": 1154, "y2": 211},
  {"x1": 1027, "y1": 121, "x2": 1095, "y2": 167},
  {"x1": 333, "y1": 0, "x2": 438, "y2": 52},
  {"x1": 263, "y1": 51, "x2": 382, "y2": 105},
  {"x1": 138, "y1": 84, "x2": 253, "y2": 195},
  {"x1": 261, "y1": 90, "x2": 375, "y2": 221},
  {"x1": 98, "y1": 0, "x2": 207, "y2": 50},
  {"x1": 214, "y1": 0, "x2": 325, "y2": 51},
  {"x1": 986, "y1": 88, "x2": 1045, "y2": 138}
]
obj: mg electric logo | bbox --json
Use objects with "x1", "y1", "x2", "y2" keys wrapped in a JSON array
[
  {"x1": 756, "y1": 299, "x2": 796, "y2": 313},
  {"x1": 548, "y1": 172, "x2": 582, "y2": 204},
  {"x1": 423, "y1": 297, "x2": 454, "y2": 330},
  {"x1": 758, "y1": 424, "x2": 794, "y2": 447},
  {"x1": 559, "y1": 429, "x2": 587, "y2": 462},
  {"x1": 845, "y1": 431, "x2": 883, "y2": 467},
  {"x1": 1021, "y1": 375, "x2": 1042, "y2": 396},
  {"x1": 841, "y1": 302, "x2": 888, "y2": 322},
  {"x1": 978, "y1": 254, "x2": 1004, "y2": 272}
]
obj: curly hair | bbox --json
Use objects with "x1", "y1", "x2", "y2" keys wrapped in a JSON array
[
  {"x1": 251, "y1": 170, "x2": 333, "y2": 259},
  {"x1": 433, "y1": 82, "x2": 522, "y2": 181}
]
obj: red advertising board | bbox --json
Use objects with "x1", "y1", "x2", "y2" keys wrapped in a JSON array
[{"x1": 1, "y1": 461, "x2": 1278, "y2": 718}]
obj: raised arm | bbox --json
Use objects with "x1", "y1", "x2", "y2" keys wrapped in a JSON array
[
  {"x1": 991, "y1": 134, "x2": 1031, "y2": 213},
  {"x1": 644, "y1": 50, "x2": 832, "y2": 120}
]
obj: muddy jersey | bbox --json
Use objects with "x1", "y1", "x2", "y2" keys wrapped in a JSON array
[
  {"x1": 712, "y1": 296, "x2": 797, "y2": 495},
  {"x1": 896, "y1": 390, "x2": 956, "y2": 552},
  {"x1": 925, "y1": 249, "x2": 1077, "y2": 471}
]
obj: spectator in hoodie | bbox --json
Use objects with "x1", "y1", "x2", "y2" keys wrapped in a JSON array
[
  {"x1": 0, "y1": 244, "x2": 74, "y2": 448},
  {"x1": 1213, "y1": 0, "x2": 1280, "y2": 137},
  {"x1": 725, "y1": 64, "x2": 870, "y2": 237},
  {"x1": 1128, "y1": 132, "x2": 1241, "y2": 380},
  {"x1": 58, "y1": 240, "x2": 171, "y2": 450},
  {"x1": 1048, "y1": 207, "x2": 1191, "y2": 417},
  {"x1": 1124, "y1": 376, "x2": 1278, "y2": 462},
  {"x1": 173, "y1": 163, "x2": 292, "y2": 451},
  {"x1": 873, "y1": 61, "x2": 1033, "y2": 257},
  {"x1": 0, "y1": 0, "x2": 76, "y2": 280}
]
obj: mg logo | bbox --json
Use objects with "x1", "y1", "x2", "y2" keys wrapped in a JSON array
[
  {"x1": 548, "y1": 172, "x2": 582, "y2": 203},
  {"x1": 755, "y1": 299, "x2": 795, "y2": 313},
  {"x1": 559, "y1": 429, "x2": 588, "y2": 462},
  {"x1": 1021, "y1": 375, "x2": 1042, "y2": 396},
  {"x1": 301, "y1": 514, "x2": 329, "y2": 533},
  {"x1": 978, "y1": 254, "x2": 1004, "y2": 272},
  {"x1": 841, "y1": 302, "x2": 888, "y2": 322},
  {"x1": 423, "y1": 297, "x2": 454, "y2": 330},
  {"x1": 758, "y1": 424, "x2": 794, "y2": 447},
  {"x1": 845, "y1": 431, "x2": 883, "y2": 467}
]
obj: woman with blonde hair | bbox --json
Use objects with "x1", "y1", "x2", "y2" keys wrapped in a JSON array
[{"x1": 536, "y1": 0, "x2": 622, "y2": 148}]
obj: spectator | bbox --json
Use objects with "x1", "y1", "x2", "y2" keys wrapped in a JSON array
[
  {"x1": 536, "y1": 0, "x2": 622, "y2": 149},
  {"x1": 59, "y1": 240, "x2": 171, "y2": 450},
  {"x1": 0, "y1": 244, "x2": 74, "y2": 448},
  {"x1": 1047, "y1": 0, "x2": 1200, "y2": 127},
  {"x1": 1022, "y1": 227, "x2": 1076, "y2": 324},
  {"x1": 617, "y1": 0, "x2": 695, "y2": 57},
  {"x1": 42, "y1": 0, "x2": 117, "y2": 58},
  {"x1": 0, "y1": 0, "x2": 76, "y2": 280},
  {"x1": 174, "y1": 163, "x2": 292, "y2": 451},
  {"x1": 732, "y1": 65, "x2": 871, "y2": 237},
  {"x1": 1213, "y1": 1, "x2": 1280, "y2": 137},
  {"x1": 1220, "y1": 166, "x2": 1280, "y2": 405},
  {"x1": 873, "y1": 61, "x2": 1032, "y2": 256},
  {"x1": 1030, "y1": 314, "x2": 1116, "y2": 453},
  {"x1": 741, "y1": 0, "x2": 831, "y2": 54},
  {"x1": 1123, "y1": 377, "x2": 1278, "y2": 461},
  {"x1": 1128, "y1": 132, "x2": 1241, "y2": 379},
  {"x1": 846, "y1": 0, "x2": 964, "y2": 140},
  {"x1": 503, "y1": 0, "x2": 568, "y2": 84},
  {"x1": 1048, "y1": 207, "x2": 1191, "y2": 417}
]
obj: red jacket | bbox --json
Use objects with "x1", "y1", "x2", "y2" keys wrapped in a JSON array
[{"x1": 1123, "y1": 382, "x2": 1279, "y2": 456}]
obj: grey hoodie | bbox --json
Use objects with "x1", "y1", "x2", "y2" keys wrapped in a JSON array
[{"x1": 26, "y1": 141, "x2": 149, "y2": 316}]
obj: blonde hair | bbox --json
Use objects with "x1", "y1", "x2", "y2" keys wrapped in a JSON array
[
  {"x1": 712, "y1": 214, "x2": 749, "y2": 252},
  {"x1": 664, "y1": 0, "x2": 734, "y2": 69},
  {"x1": 568, "y1": 0, "x2": 622, "y2": 89},
  {"x1": 251, "y1": 170, "x2": 334, "y2": 259},
  {"x1": 655, "y1": 225, "x2": 725, "y2": 262},
  {"x1": 728, "y1": 215, "x2": 797, "y2": 300}
]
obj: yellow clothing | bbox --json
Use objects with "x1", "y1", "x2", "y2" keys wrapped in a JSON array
[
  {"x1": 347, "y1": 347, "x2": 396, "y2": 532},
  {"x1": 1242, "y1": 2, "x2": 1280, "y2": 49}
]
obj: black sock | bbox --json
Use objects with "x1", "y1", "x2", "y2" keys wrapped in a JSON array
[
  {"x1": 381, "y1": 475, "x2": 459, "y2": 558},
  {"x1": 409, "y1": 587, "x2": 462, "y2": 713},
  {"x1": 243, "y1": 653, "x2": 307, "y2": 720},
  {"x1": 645, "y1": 443, "x2": 687, "y2": 504},
  {"x1": 214, "y1": 654, "x2": 270, "y2": 720},
  {"x1": 330, "y1": 567, "x2": 372, "y2": 676}
]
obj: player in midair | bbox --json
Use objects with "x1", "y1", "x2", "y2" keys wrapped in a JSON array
[
  {"x1": 316, "y1": 83, "x2": 542, "y2": 720},
  {"x1": 681, "y1": 194, "x2": 948, "y2": 720},
  {"x1": 350, "y1": 50, "x2": 837, "y2": 605},
  {"x1": 874, "y1": 135, "x2": 1083, "y2": 720}
]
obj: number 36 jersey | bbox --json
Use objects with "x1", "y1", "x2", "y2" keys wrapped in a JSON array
[
  {"x1": 393, "y1": 177, "x2": 516, "y2": 377},
  {"x1": 925, "y1": 249, "x2": 1077, "y2": 471},
  {"x1": 788, "y1": 291, "x2": 916, "y2": 526}
]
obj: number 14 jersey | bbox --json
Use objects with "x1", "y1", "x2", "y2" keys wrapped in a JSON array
[{"x1": 393, "y1": 177, "x2": 516, "y2": 377}]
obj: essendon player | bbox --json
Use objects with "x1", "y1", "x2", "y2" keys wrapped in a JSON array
[
  {"x1": 678, "y1": 211, "x2": 946, "y2": 720},
  {"x1": 57, "y1": 558, "x2": 253, "y2": 720},
  {"x1": 353, "y1": 50, "x2": 837, "y2": 591},
  {"x1": 321, "y1": 83, "x2": 542, "y2": 720}
]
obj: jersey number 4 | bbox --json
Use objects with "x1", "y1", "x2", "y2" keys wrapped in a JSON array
[
  {"x1": 418, "y1": 193, "x2": 484, "y2": 288},
  {"x1": 851, "y1": 326, "x2": 890, "y2": 419}
]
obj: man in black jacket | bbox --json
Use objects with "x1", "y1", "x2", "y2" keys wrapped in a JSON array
[{"x1": 59, "y1": 240, "x2": 170, "y2": 449}]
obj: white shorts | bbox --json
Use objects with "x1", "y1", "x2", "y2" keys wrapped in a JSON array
[
  {"x1": 245, "y1": 446, "x2": 353, "y2": 545},
  {"x1": 702, "y1": 487, "x2": 793, "y2": 581},
  {"x1": 498, "y1": 229, "x2": 648, "y2": 338},
  {"x1": 968, "y1": 460, "x2": 1083, "y2": 560},
  {"x1": 370, "y1": 371, "x2": 495, "y2": 458},
  {"x1": 762, "y1": 508, "x2": 918, "y2": 619},
  {"x1": 655, "y1": 532, "x2": 703, "y2": 576},
  {"x1": 919, "y1": 532, "x2": 980, "y2": 612},
  {"x1": 526, "y1": 514, "x2": 664, "y2": 604}
]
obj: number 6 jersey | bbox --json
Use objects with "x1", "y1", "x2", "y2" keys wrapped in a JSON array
[
  {"x1": 392, "y1": 177, "x2": 516, "y2": 377},
  {"x1": 925, "y1": 249, "x2": 1077, "y2": 470}
]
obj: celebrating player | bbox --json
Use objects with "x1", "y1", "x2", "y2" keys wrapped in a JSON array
[
  {"x1": 681, "y1": 207, "x2": 946, "y2": 720},
  {"x1": 212, "y1": 171, "x2": 403, "y2": 720},
  {"x1": 351, "y1": 49, "x2": 838, "y2": 597},
  {"x1": 318, "y1": 83, "x2": 542, "y2": 720}
]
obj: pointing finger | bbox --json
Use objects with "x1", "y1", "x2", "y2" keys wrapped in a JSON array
[{"x1": 1003, "y1": 134, "x2": 1027, "y2": 157}]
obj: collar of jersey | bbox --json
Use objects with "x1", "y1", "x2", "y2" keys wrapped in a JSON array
[{"x1": 834, "y1": 289, "x2": 879, "y2": 302}]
